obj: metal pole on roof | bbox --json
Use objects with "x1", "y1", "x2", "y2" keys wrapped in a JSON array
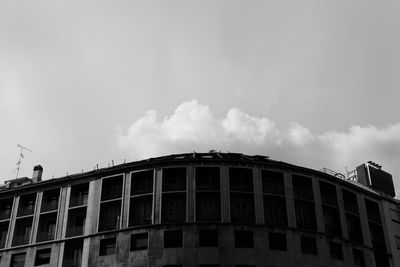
[{"x1": 15, "y1": 144, "x2": 32, "y2": 179}]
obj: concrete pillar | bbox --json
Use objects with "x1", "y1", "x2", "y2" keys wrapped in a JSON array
[
  {"x1": 284, "y1": 171, "x2": 296, "y2": 228},
  {"x1": 31, "y1": 191, "x2": 42, "y2": 243},
  {"x1": 187, "y1": 164, "x2": 195, "y2": 222},
  {"x1": 220, "y1": 166, "x2": 230, "y2": 223},
  {"x1": 5, "y1": 196, "x2": 19, "y2": 248},
  {"x1": 312, "y1": 176, "x2": 325, "y2": 233},
  {"x1": 154, "y1": 168, "x2": 162, "y2": 224},
  {"x1": 336, "y1": 186, "x2": 349, "y2": 239},
  {"x1": 123, "y1": 171, "x2": 131, "y2": 228}
]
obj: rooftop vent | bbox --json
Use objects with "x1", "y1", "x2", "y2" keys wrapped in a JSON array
[{"x1": 32, "y1": 165, "x2": 43, "y2": 183}]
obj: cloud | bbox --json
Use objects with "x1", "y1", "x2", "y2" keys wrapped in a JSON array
[{"x1": 117, "y1": 100, "x2": 400, "y2": 194}]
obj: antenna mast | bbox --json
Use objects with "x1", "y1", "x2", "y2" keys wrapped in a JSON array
[{"x1": 16, "y1": 144, "x2": 32, "y2": 179}]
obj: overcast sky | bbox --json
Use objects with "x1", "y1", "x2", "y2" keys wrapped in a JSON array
[{"x1": 1, "y1": 1, "x2": 400, "y2": 194}]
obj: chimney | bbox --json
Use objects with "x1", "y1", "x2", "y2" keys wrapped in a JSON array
[{"x1": 32, "y1": 165, "x2": 43, "y2": 183}]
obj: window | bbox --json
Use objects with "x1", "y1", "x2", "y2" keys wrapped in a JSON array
[
  {"x1": 234, "y1": 230, "x2": 253, "y2": 248},
  {"x1": 269, "y1": 232, "x2": 286, "y2": 251},
  {"x1": 322, "y1": 206, "x2": 342, "y2": 237},
  {"x1": 369, "y1": 222, "x2": 386, "y2": 250},
  {"x1": 131, "y1": 170, "x2": 153, "y2": 195},
  {"x1": 329, "y1": 242, "x2": 343, "y2": 260},
  {"x1": 352, "y1": 248, "x2": 365, "y2": 267},
  {"x1": 300, "y1": 236, "x2": 317, "y2": 254},
  {"x1": 236, "y1": 265, "x2": 255, "y2": 267},
  {"x1": 37, "y1": 213, "x2": 57, "y2": 242},
  {"x1": 17, "y1": 193, "x2": 36, "y2": 216},
  {"x1": 130, "y1": 233, "x2": 148, "y2": 251},
  {"x1": 10, "y1": 252, "x2": 26, "y2": 267},
  {"x1": 41, "y1": 189, "x2": 60, "y2": 212},
  {"x1": 199, "y1": 229, "x2": 218, "y2": 247},
  {"x1": 162, "y1": 193, "x2": 186, "y2": 223},
  {"x1": 35, "y1": 248, "x2": 51, "y2": 266},
  {"x1": 162, "y1": 168, "x2": 186, "y2": 191},
  {"x1": 99, "y1": 200, "x2": 122, "y2": 231},
  {"x1": 62, "y1": 239, "x2": 83, "y2": 267},
  {"x1": 163, "y1": 265, "x2": 182, "y2": 267},
  {"x1": 229, "y1": 168, "x2": 253, "y2": 192},
  {"x1": 342, "y1": 189, "x2": 359, "y2": 214},
  {"x1": 164, "y1": 230, "x2": 183, "y2": 248},
  {"x1": 66, "y1": 207, "x2": 86, "y2": 237},
  {"x1": 346, "y1": 213, "x2": 363, "y2": 243},
  {"x1": 262, "y1": 170, "x2": 285, "y2": 195},
  {"x1": 365, "y1": 199, "x2": 382, "y2": 224},
  {"x1": 101, "y1": 175, "x2": 123, "y2": 201},
  {"x1": 129, "y1": 195, "x2": 152, "y2": 226},
  {"x1": 99, "y1": 237, "x2": 116, "y2": 256},
  {"x1": 196, "y1": 167, "x2": 220, "y2": 190},
  {"x1": 230, "y1": 193, "x2": 255, "y2": 223},
  {"x1": 292, "y1": 175, "x2": 313, "y2": 200},
  {"x1": 0, "y1": 221, "x2": 9, "y2": 248},
  {"x1": 319, "y1": 181, "x2": 338, "y2": 206},
  {"x1": 199, "y1": 265, "x2": 219, "y2": 267},
  {"x1": 294, "y1": 200, "x2": 317, "y2": 230},
  {"x1": 12, "y1": 217, "x2": 33, "y2": 246},
  {"x1": 396, "y1": 236, "x2": 400, "y2": 249},
  {"x1": 263, "y1": 195, "x2": 287, "y2": 227},
  {"x1": 69, "y1": 183, "x2": 89, "y2": 207},
  {"x1": 0, "y1": 197, "x2": 13, "y2": 220}
]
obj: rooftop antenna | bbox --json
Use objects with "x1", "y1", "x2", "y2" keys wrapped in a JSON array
[{"x1": 15, "y1": 144, "x2": 32, "y2": 179}]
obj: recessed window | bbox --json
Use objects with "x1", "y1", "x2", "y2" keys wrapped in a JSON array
[
  {"x1": 300, "y1": 236, "x2": 317, "y2": 254},
  {"x1": 234, "y1": 230, "x2": 253, "y2": 248},
  {"x1": 11, "y1": 252, "x2": 26, "y2": 267},
  {"x1": 129, "y1": 195, "x2": 153, "y2": 226},
  {"x1": 319, "y1": 181, "x2": 338, "y2": 206},
  {"x1": 263, "y1": 195, "x2": 287, "y2": 227},
  {"x1": 12, "y1": 217, "x2": 33, "y2": 246},
  {"x1": 352, "y1": 248, "x2": 365, "y2": 267},
  {"x1": 292, "y1": 175, "x2": 314, "y2": 200},
  {"x1": 365, "y1": 199, "x2": 382, "y2": 224},
  {"x1": 199, "y1": 229, "x2": 218, "y2": 247},
  {"x1": 63, "y1": 239, "x2": 83, "y2": 267},
  {"x1": 101, "y1": 175, "x2": 123, "y2": 201},
  {"x1": 196, "y1": 192, "x2": 220, "y2": 222},
  {"x1": 162, "y1": 168, "x2": 186, "y2": 191},
  {"x1": 0, "y1": 197, "x2": 13, "y2": 220},
  {"x1": 199, "y1": 265, "x2": 219, "y2": 267},
  {"x1": 164, "y1": 230, "x2": 183, "y2": 248},
  {"x1": 131, "y1": 232, "x2": 148, "y2": 251},
  {"x1": 0, "y1": 221, "x2": 9, "y2": 249},
  {"x1": 163, "y1": 265, "x2": 182, "y2": 267},
  {"x1": 99, "y1": 237, "x2": 116, "y2": 256},
  {"x1": 342, "y1": 189, "x2": 359, "y2": 214},
  {"x1": 98, "y1": 200, "x2": 121, "y2": 232},
  {"x1": 35, "y1": 248, "x2": 51, "y2": 266},
  {"x1": 395, "y1": 236, "x2": 400, "y2": 249},
  {"x1": 236, "y1": 265, "x2": 255, "y2": 267},
  {"x1": 41, "y1": 189, "x2": 60, "y2": 212},
  {"x1": 196, "y1": 167, "x2": 220, "y2": 191},
  {"x1": 66, "y1": 207, "x2": 86, "y2": 237},
  {"x1": 294, "y1": 200, "x2": 317, "y2": 230},
  {"x1": 17, "y1": 193, "x2": 36, "y2": 217},
  {"x1": 329, "y1": 242, "x2": 343, "y2": 260},
  {"x1": 131, "y1": 170, "x2": 154, "y2": 195},
  {"x1": 162, "y1": 193, "x2": 186, "y2": 223},
  {"x1": 269, "y1": 232, "x2": 286, "y2": 251},
  {"x1": 230, "y1": 193, "x2": 255, "y2": 223},
  {"x1": 69, "y1": 183, "x2": 89, "y2": 207},
  {"x1": 262, "y1": 170, "x2": 285, "y2": 195},
  {"x1": 229, "y1": 168, "x2": 253, "y2": 192}
]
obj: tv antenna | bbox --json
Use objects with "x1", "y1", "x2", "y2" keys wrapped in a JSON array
[{"x1": 16, "y1": 144, "x2": 32, "y2": 179}]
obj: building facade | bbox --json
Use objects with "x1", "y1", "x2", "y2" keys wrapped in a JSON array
[{"x1": 0, "y1": 152, "x2": 399, "y2": 267}]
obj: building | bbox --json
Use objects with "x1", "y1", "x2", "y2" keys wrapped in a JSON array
[{"x1": 0, "y1": 152, "x2": 399, "y2": 267}]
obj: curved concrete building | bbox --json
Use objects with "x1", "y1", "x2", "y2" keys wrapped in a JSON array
[{"x1": 0, "y1": 152, "x2": 399, "y2": 267}]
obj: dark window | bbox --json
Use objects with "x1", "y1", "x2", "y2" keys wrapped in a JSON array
[
  {"x1": 162, "y1": 193, "x2": 186, "y2": 223},
  {"x1": 130, "y1": 232, "x2": 148, "y2": 251},
  {"x1": 229, "y1": 168, "x2": 253, "y2": 192},
  {"x1": 131, "y1": 170, "x2": 153, "y2": 195},
  {"x1": 294, "y1": 200, "x2": 317, "y2": 230},
  {"x1": 0, "y1": 221, "x2": 9, "y2": 248},
  {"x1": 352, "y1": 248, "x2": 365, "y2": 267},
  {"x1": 369, "y1": 222, "x2": 386, "y2": 251},
  {"x1": 35, "y1": 248, "x2": 51, "y2": 266},
  {"x1": 342, "y1": 189, "x2": 359, "y2": 214},
  {"x1": 269, "y1": 232, "x2": 286, "y2": 251},
  {"x1": 99, "y1": 200, "x2": 121, "y2": 231},
  {"x1": 263, "y1": 195, "x2": 287, "y2": 226},
  {"x1": 322, "y1": 206, "x2": 342, "y2": 237},
  {"x1": 99, "y1": 237, "x2": 116, "y2": 256},
  {"x1": 70, "y1": 183, "x2": 89, "y2": 207},
  {"x1": 230, "y1": 193, "x2": 255, "y2": 223},
  {"x1": 41, "y1": 189, "x2": 60, "y2": 212},
  {"x1": 234, "y1": 230, "x2": 253, "y2": 248},
  {"x1": 163, "y1": 265, "x2": 182, "y2": 267},
  {"x1": 300, "y1": 236, "x2": 317, "y2": 254},
  {"x1": 199, "y1": 265, "x2": 219, "y2": 267},
  {"x1": 17, "y1": 193, "x2": 36, "y2": 217},
  {"x1": 395, "y1": 236, "x2": 400, "y2": 249},
  {"x1": 236, "y1": 265, "x2": 255, "y2": 267},
  {"x1": 262, "y1": 170, "x2": 285, "y2": 195},
  {"x1": 66, "y1": 207, "x2": 86, "y2": 237},
  {"x1": 162, "y1": 168, "x2": 186, "y2": 191},
  {"x1": 346, "y1": 213, "x2": 363, "y2": 243},
  {"x1": 292, "y1": 175, "x2": 314, "y2": 200},
  {"x1": 63, "y1": 239, "x2": 83, "y2": 267},
  {"x1": 365, "y1": 199, "x2": 382, "y2": 224},
  {"x1": 101, "y1": 175, "x2": 123, "y2": 201},
  {"x1": 196, "y1": 192, "x2": 220, "y2": 222},
  {"x1": 129, "y1": 195, "x2": 152, "y2": 226},
  {"x1": 319, "y1": 181, "x2": 338, "y2": 206},
  {"x1": 374, "y1": 252, "x2": 390, "y2": 267},
  {"x1": 199, "y1": 229, "x2": 218, "y2": 247},
  {"x1": 36, "y1": 213, "x2": 57, "y2": 242},
  {"x1": 329, "y1": 242, "x2": 343, "y2": 260},
  {"x1": 164, "y1": 230, "x2": 183, "y2": 248},
  {"x1": 12, "y1": 217, "x2": 33, "y2": 246},
  {"x1": 0, "y1": 197, "x2": 13, "y2": 220},
  {"x1": 10, "y1": 252, "x2": 26, "y2": 267},
  {"x1": 196, "y1": 167, "x2": 220, "y2": 190}
]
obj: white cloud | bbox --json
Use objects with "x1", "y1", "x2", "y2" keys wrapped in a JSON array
[{"x1": 117, "y1": 100, "x2": 400, "y2": 194}]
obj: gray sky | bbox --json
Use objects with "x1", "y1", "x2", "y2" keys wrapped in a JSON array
[{"x1": 1, "y1": 1, "x2": 400, "y2": 194}]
